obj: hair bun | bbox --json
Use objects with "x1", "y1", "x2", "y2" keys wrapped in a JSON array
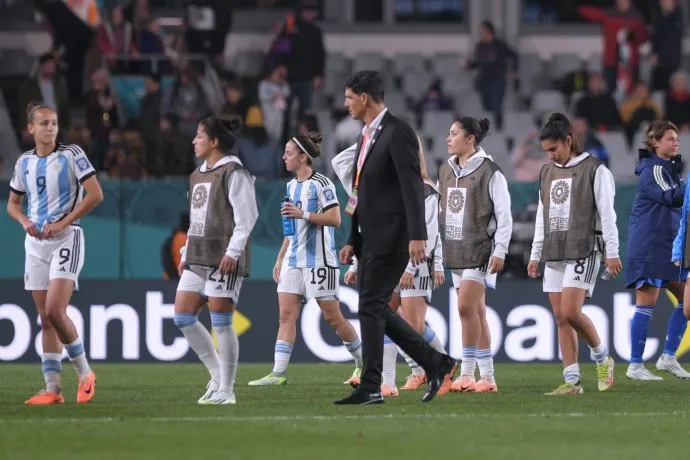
[
  {"x1": 478, "y1": 118, "x2": 491, "y2": 136},
  {"x1": 306, "y1": 132, "x2": 324, "y2": 146},
  {"x1": 547, "y1": 112, "x2": 569, "y2": 124}
]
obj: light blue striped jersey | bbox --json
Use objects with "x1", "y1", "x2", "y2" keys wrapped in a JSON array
[
  {"x1": 285, "y1": 172, "x2": 339, "y2": 268},
  {"x1": 9, "y1": 144, "x2": 96, "y2": 230}
]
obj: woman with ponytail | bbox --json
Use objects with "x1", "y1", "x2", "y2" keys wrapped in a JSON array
[
  {"x1": 248, "y1": 132, "x2": 364, "y2": 387},
  {"x1": 439, "y1": 117, "x2": 512, "y2": 393},
  {"x1": 174, "y1": 116, "x2": 259, "y2": 405},
  {"x1": 528, "y1": 113, "x2": 621, "y2": 395}
]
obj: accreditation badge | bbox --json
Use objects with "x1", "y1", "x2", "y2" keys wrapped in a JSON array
[{"x1": 344, "y1": 189, "x2": 358, "y2": 216}]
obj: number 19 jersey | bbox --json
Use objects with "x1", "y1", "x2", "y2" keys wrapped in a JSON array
[{"x1": 285, "y1": 173, "x2": 340, "y2": 268}]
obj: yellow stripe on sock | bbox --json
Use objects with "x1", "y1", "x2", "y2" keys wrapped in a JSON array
[{"x1": 664, "y1": 289, "x2": 690, "y2": 358}]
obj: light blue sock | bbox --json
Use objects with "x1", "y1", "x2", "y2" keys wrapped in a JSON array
[
  {"x1": 663, "y1": 305, "x2": 687, "y2": 357},
  {"x1": 65, "y1": 338, "x2": 90, "y2": 377},
  {"x1": 630, "y1": 305, "x2": 654, "y2": 364},
  {"x1": 343, "y1": 337, "x2": 363, "y2": 368},
  {"x1": 460, "y1": 345, "x2": 478, "y2": 377},
  {"x1": 211, "y1": 312, "x2": 238, "y2": 393},
  {"x1": 41, "y1": 353, "x2": 62, "y2": 393},
  {"x1": 174, "y1": 313, "x2": 220, "y2": 381},
  {"x1": 422, "y1": 325, "x2": 445, "y2": 353},
  {"x1": 273, "y1": 340, "x2": 294, "y2": 375}
]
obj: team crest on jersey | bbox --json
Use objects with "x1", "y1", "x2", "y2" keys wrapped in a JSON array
[
  {"x1": 192, "y1": 185, "x2": 209, "y2": 209},
  {"x1": 323, "y1": 188, "x2": 335, "y2": 201},
  {"x1": 548, "y1": 178, "x2": 572, "y2": 232}
]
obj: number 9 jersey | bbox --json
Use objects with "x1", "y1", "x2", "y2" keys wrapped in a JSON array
[{"x1": 9, "y1": 144, "x2": 96, "y2": 291}]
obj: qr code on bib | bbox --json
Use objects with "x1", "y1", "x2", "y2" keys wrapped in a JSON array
[
  {"x1": 445, "y1": 225, "x2": 463, "y2": 240},
  {"x1": 189, "y1": 222, "x2": 204, "y2": 236}
]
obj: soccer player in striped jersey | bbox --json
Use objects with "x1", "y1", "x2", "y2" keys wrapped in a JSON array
[
  {"x1": 175, "y1": 117, "x2": 258, "y2": 405},
  {"x1": 344, "y1": 138, "x2": 447, "y2": 396},
  {"x1": 7, "y1": 102, "x2": 103, "y2": 405},
  {"x1": 248, "y1": 133, "x2": 363, "y2": 386}
]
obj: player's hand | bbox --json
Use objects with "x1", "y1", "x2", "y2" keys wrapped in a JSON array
[
  {"x1": 527, "y1": 260, "x2": 540, "y2": 279},
  {"x1": 22, "y1": 219, "x2": 41, "y2": 239},
  {"x1": 218, "y1": 255, "x2": 237, "y2": 276},
  {"x1": 433, "y1": 270, "x2": 445, "y2": 289},
  {"x1": 344, "y1": 271, "x2": 357, "y2": 285},
  {"x1": 273, "y1": 262, "x2": 282, "y2": 283},
  {"x1": 605, "y1": 257, "x2": 622, "y2": 278},
  {"x1": 178, "y1": 260, "x2": 186, "y2": 277},
  {"x1": 409, "y1": 240, "x2": 426, "y2": 266},
  {"x1": 281, "y1": 202, "x2": 304, "y2": 219},
  {"x1": 399, "y1": 271, "x2": 415, "y2": 290},
  {"x1": 41, "y1": 220, "x2": 67, "y2": 239},
  {"x1": 488, "y1": 256, "x2": 504, "y2": 274},
  {"x1": 339, "y1": 245, "x2": 354, "y2": 265}
]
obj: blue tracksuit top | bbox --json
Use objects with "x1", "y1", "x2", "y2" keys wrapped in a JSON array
[{"x1": 625, "y1": 149, "x2": 685, "y2": 286}]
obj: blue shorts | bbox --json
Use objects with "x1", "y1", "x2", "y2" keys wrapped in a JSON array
[{"x1": 632, "y1": 278, "x2": 669, "y2": 290}]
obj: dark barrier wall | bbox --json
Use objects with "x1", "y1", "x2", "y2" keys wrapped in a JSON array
[{"x1": 0, "y1": 280, "x2": 680, "y2": 363}]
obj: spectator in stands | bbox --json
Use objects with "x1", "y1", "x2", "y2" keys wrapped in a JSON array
[
  {"x1": 183, "y1": 1, "x2": 233, "y2": 62},
  {"x1": 665, "y1": 70, "x2": 690, "y2": 132},
  {"x1": 578, "y1": 0, "x2": 649, "y2": 94},
  {"x1": 139, "y1": 74, "x2": 163, "y2": 152},
  {"x1": 156, "y1": 117, "x2": 196, "y2": 176},
  {"x1": 332, "y1": 109, "x2": 362, "y2": 154},
  {"x1": 286, "y1": 3, "x2": 325, "y2": 116},
  {"x1": 651, "y1": 0, "x2": 683, "y2": 92},
  {"x1": 162, "y1": 213, "x2": 190, "y2": 280},
  {"x1": 297, "y1": 113, "x2": 319, "y2": 136},
  {"x1": 98, "y1": 4, "x2": 138, "y2": 72},
  {"x1": 105, "y1": 129, "x2": 148, "y2": 179},
  {"x1": 620, "y1": 81, "x2": 662, "y2": 144},
  {"x1": 510, "y1": 130, "x2": 548, "y2": 183},
  {"x1": 138, "y1": 19, "x2": 169, "y2": 74},
  {"x1": 572, "y1": 117, "x2": 610, "y2": 167},
  {"x1": 462, "y1": 20, "x2": 517, "y2": 130},
  {"x1": 235, "y1": 107, "x2": 282, "y2": 180},
  {"x1": 162, "y1": 63, "x2": 211, "y2": 139},
  {"x1": 18, "y1": 53, "x2": 70, "y2": 147},
  {"x1": 415, "y1": 79, "x2": 453, "y2": 126},
  {"x1": 558, "y1": 60, "x2": 590, "y2": 106},
  {"x1": 125, "y1": 0, "x2": 151, "y2": 35},
  {"x1": 259, "y1": 64, "x2": 291, "y2": 143},
  {"x1": 85, "y1": 68, "x2": 119, "y2": 172},
  {"x1": 221, "y1": 80, "x2": 252, "y2": 125},
  {"x1": 575, "y1": 73, "x2": 622, "y2": 132},
  {"x1": 65, "y1": 0, "x2": 101, "y2": 29}
]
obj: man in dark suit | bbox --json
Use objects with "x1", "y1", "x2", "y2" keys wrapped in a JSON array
[{"x1": 335, "y1": 71, "x2": 457, "y2": 405}]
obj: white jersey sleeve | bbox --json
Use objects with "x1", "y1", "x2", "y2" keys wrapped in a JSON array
[
  {"x1": 66, "y1": 145, "x2": 96, "y2": 183},
  {"x1": 9, "y1": 157, "x2": 26, "y2": 194},
  {"x1": 318, "y1": 177, "x2": 339, "y2": 211}
]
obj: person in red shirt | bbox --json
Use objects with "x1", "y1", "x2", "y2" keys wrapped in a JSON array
[{"x1": 579, "y1": 0, "x2": 649, "y2": 95}]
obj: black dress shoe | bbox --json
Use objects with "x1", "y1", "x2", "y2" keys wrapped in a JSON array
[
  {"x1": 334, "y1": 390, "x2": 384, "y2": 405},
  {"x1": 422, "y1": 356, "x2": 457, "y2": 403}
]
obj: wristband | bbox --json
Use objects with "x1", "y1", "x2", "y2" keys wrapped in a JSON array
[{"x1": 302, "y1": 211, "x2": 311, "y2": 221}]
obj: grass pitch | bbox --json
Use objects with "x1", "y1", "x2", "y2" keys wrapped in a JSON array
[{"x1": 0, "y1": 363, "x2": 688, "y2": 459}]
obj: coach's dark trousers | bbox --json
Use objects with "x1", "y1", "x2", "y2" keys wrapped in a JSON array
[{"x1": 357, "y1": 246, "x2": 444, "y2": 392}]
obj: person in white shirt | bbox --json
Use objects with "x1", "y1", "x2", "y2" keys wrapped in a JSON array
[
  {"x1": 175, "y1": 117, "x2": 259, "y2": 405},
  {"x1": 527, "y1": 113, "x2": 621, "y2": 396},
  {"x1": 343, "y1": 139, "x2": 447, "y2": 397},
  {"x1": 438, "y1": 117, "x2": 512, "y2": 393},
  {"x1": 7, "y1": 101, "x2": 103, "y2": 406},
  {"x1": 248, "y1": 132, "x2": 364, "y2": 387}
]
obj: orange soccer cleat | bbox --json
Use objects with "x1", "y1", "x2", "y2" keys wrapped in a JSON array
[
  {"x1": 25, "y1": 390, "x2": 64, "y2": 405},
  {"x1": 400, "y1": 373, "x2": 426, "y2": 390},
  {"x1": 450, "y1": 375, "x2": 476, "y2": 393},
  {"x1": 77, "y1": 371, "x2": 97, "y2": 404}
]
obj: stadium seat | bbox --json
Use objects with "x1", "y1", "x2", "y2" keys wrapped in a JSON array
[
  {"x1": 503, "y1": 111, "x2": 537, "y2": 142},
  {"x1": 231, "y1": 51, "x2": 264, "y2": 77},
  {"x1": 441, "y1": 71, "x2": 474, "y2": 97},
  {"x1": 549, "y1": 53, "x2": 581, "y2": 82},
  {"x1": 325, "y1": 53, "x2": 350, "y2": 76},
  {"x1": 402, "y1": 72, "x2": 434, "y2": 99},
  {"x1": 393, "y1": 53, "x2": 426, "y2": 76},
  {"x1": 111, "y1": 75, "x2": 174, "y2": 120},
  {"x1": 517, "y1": 53, "x2": 544, "y2": 97},
  {"x1": 352, "y1": 52, "x2": 385, "y2": 72},
  {"x1": 598, "y1": 131, "x2": 637, "y2": 182},
  {"x1": 421, "y1": 110, "x2": 454, "y2": 140},
  {"x1": 531, "y1": 90, "x2": 566, "y2": 116},
  {"x1": 0, "y1": 50, "x2": 34, "y2": 77},
  {"x1": 588, "y1": 53, "x2": 603, "y2": 72},
  {"x1": 481, "y1": 133, "x2": 512, "y2": 180},
  {"x1": 431, "y1": 53, "x2": 462, "y2": 78}
]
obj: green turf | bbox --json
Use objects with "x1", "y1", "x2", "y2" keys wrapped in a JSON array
[{"x1": 0, "y1": 363, "x2": 687, "y2": 459}]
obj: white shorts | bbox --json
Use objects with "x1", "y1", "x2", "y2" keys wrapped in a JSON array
[
  {"x1": 394, "y1": 263, "x2": 433, "y2": 300},
  {"x1": 177, "y1": 264, "x2": 244, "y2": 303},
  {"x1": 451, "y1": 261, "x2": 497, "y2": 289},
  {"x1": 24, "y1": 226, "x2": 85, "y2": 291},
  {"x1": 277, "y1": 265, "x2": 340, "y2": 301},
  {"x1": 543, "y1": 252, "x2": 602, "y2": 298}
]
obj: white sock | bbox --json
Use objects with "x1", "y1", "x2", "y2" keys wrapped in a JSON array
[
  {"x1": 590, "y1": 342, "x2": 608, "y2": 364},
  {"x1": 382, "y1": 336, "x2": 398, "y2": 387},
  {"x1": 41, "y1": 352, "x2": 62, "y2": 393},
  {"x1": 343, "y1": 337, "x2": 363, "y2": 368},
  {"x1": 477, "y1": 348, "x2": 494, "y2": 380},
  {"x1": 399, "y1": 347, "x2": 424, "y2": 375},
  {"x1": 64, "y1": 338, "x2": 90, "y2": 377},
  {"x1": 272, "y1": 340, "x2": 293, "y2": 376},
  {"x1": 211, "y1": 312, "x2": 239, "y2": 393},
  {"x1": 422, "y1": 325, "x2": 446, "y2": 354},
  {"x1": 563, "y1": 363, "x2": 581, "y2": 385},
  {"x1": 174, "y1": 313, "x2": 221, "y2": 382},
  {"x1": 461, "y1": 346, "x2": 478, "y2": 377}
]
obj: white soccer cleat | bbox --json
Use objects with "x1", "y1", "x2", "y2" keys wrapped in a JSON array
[
  {"x1": 626, "y1": 364, "x2": 663, "y2": 381},
  {"x1": 197, "y1": 379, "x2": 220, "y2": 404},
  {"x1": 656, "y1": 355, "x2": 690, "y2": 379},
  {"x1": 203, "y1": 390, "x2": 236, "y2": 405}
]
